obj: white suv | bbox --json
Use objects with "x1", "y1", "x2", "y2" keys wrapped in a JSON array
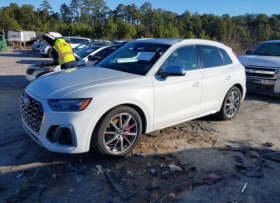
[{"x1": 21, "y1": 39, "x2": 246, "y2": 156}]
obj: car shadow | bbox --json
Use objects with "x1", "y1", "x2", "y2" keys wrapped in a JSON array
[
  {"x1": 245, "y1": 92, "x2": 280, "y2": 104},
  {"x1": 0, "y1": 139, "x2": 279, "y2": 203},
  {"x1": 0, "y1": 49, "x2": 44, "y2": 58},
  {"x1": 16, "y1": 60, "x2": 51, "y2": 65},
  {"x1": 0, "y1": 75, "x2": 29, "y2": 92}
]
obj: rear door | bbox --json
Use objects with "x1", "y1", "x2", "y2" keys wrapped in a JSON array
[{"x1": 199, "y1": 45, "x2": 234, "y2": 113}]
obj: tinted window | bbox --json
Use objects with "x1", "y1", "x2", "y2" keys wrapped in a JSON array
[
  {"x1": 95, "y1": 47, "x2": 118, "y2": 59},
  {"x1": 199, "y1": 45, "x2": 223, "y2": 68},
  {"x1": 219, "y1": 48, "x2": 233, "y2": 65},
  {"x1": 75, "y1": 47, "x2": 100, "y2": 58},
  {"x1": 252, "y1": 42, "x2": 280, "y2": 56},
  {"x1": 161, "y1": 45, "x2": 198, "y2": 72}
]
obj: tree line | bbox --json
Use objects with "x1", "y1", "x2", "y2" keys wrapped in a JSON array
[{"x1": 0, "y1": 0, "x2": 280, "y2": 53}]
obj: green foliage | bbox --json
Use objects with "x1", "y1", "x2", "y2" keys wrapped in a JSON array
[{"x1": 1, "y1": 1, "x2": 280, "y2": 53}]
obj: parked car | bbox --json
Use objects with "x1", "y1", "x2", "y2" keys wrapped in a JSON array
[
  {"x1": 39, "y1": 42, "x2": 53, "y2": 57},
  {"x1": 238, "y1": 40, "x2": 280, "y2": 96},
  {"x1": 31, "y1": 42, "x2": 42, "y2": 52},
  {"x1": 75, "y1": 45, "x2": 121, "y2": 66},
  {"x1": 21, "y1": 39, "x2": 246, "y2": 156},
  {"x1": 111, "y1": 40, "x2": 130, "y2": 46},
  {"x1": 64, "y1": 36, "x2": 91, "y2": 48},
  {"x1": 25, "y1": 45, "x2": 121, "y2": 81},
  {"x1": 72, "y1": 41, "x2": 110, "y2": 52},
  {"x1": 40, "y1": 36, "x2": 91, "y2": 58}
]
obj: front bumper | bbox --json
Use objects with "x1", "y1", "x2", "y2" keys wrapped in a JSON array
[
  {"x1": 35, "y1": 48, "x2": 41, "y2": 53},
  {"x1": 40, "y1": 48, "x2": 48, "y2": 55},
  {"x1": 25, "y1": 65, "x2": 56, "y2": 81},
  {"x1": 21, "y1": 92, "x2": 94, "y2": 154},
  {"x1": 246, "y1": 77, "x2": 280, "y2": 96},
  {"x1": 25, "y1": 74, "x2": 36, "y2": 81}
]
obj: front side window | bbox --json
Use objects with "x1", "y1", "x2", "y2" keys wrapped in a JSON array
[
  {"x1": 252, "y1": 42, "x2": 280, "y2": 56},
  {"x1": 199, "y1": 45, "x2": 223, "y2": 68},
  {"x1": 98, "y1": 42, "x2": 171, "y2": 75},
  {"x1": 161, "y1": 45, "x2": 198, "y2": 72}
]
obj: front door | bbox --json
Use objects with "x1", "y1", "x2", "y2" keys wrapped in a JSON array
[{"x1": 153, "y1": 45, "x2": 203, "y2": 130}]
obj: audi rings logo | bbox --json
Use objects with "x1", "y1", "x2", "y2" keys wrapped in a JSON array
[{"x1": 23, "y1": 95, "x2": 30, "y2": 106}]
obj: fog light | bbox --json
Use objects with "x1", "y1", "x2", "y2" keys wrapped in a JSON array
[
  {"x1": 46, "y1": 126, "x2": 75, "y2": 146},
  {"x1": 47, "y1": 126, "x2": 59, "y2": 143},
  {"x1": 58, "y1": 128, "x2": 73, "y2": 145}
]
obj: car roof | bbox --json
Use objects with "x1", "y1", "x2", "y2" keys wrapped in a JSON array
[
  {"x1": 63, "y1": 36, "x2": 91, "y2": 40},
  {"x1": 263, "y1": 40, "x2": 280, "y2": 43},
  {"x1": 79, "y1": 45, "x2": 105, "y2": 50},
  {"x1": 133, "y1": 38, "x2": 227, "y2": 47}
]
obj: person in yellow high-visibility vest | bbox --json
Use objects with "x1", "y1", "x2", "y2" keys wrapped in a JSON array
[{"x1": 42, "y1": 33, "x2": 77, "y2": 69}]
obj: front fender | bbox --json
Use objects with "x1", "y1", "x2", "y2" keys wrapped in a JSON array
[{"x1": 83, "y1": 96, "x2": 153, "y2": 152}]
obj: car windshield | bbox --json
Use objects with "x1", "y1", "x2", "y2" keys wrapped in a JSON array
[
  {"x1": 97, "y1": 42, "x2": 171, "y2": 75},
  {"x1": 75, "y1": 47, "x2": 100, "y2": 58},
  {"x1": 252, "y1": 42, "x2": 280, "y2": 56}
]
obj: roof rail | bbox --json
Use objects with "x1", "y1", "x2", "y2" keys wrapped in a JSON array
[{"x1": 135, "y1": 38, "x2": 154, "y2": 40}]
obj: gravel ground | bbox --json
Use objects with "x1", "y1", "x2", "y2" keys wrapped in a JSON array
[{"x1": 0, "y1": 47, "x2": 280, "y2": 203}]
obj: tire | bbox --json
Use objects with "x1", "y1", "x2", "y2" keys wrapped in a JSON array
[
  {"x1": 217, "y1": 87, "x2": 241, "y2": 120},
  {"x1": 41, "y1": 54, "x2": 48, "y2": 58},
  {"x1": 93, "y1": 106, "x2": 142, "y2": 156}
]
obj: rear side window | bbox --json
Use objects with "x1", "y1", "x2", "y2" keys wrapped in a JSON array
[
  {"x1": 199, "y1": 45, "x2": 223, "y2": 68},
  {"x1": 219, "y1": 48, "x2": 233, "y2": 65}
]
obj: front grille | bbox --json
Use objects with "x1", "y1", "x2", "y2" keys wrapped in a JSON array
[
  {"x1": 26, "y1": 68, "x2": 35, "y2": 75},
  {"x1": 245, "y1": 66, "x2": 277, "y2": 79},
  {"x1": 20, "y1": 92, "x2": 44, "y2": 133}
]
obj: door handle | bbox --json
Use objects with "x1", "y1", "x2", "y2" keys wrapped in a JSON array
[
  {"x1": 192, "y1": 82, "x2": 200, "y2": 87},
  {"x1": 226, "y1": 76, "x2": 231, "y2": 80}
]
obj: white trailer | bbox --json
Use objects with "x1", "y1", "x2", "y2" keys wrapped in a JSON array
[{"x1": 7, "y1": 30, "x2": 36, "y2": 42}]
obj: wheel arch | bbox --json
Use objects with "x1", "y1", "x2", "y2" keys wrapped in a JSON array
[
  {"x1": 233, "y1": 83, "x2": 244, "y2": 98},
  {"x1": 87, "y1": 102, "x2": 149, "y2": 152},
  {"x1": 218, "y1": 83, "x2": 244, "y2": 112}
]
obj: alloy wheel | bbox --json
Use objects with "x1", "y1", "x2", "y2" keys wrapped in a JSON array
[
  {"x1": 225, "y1": 90, "x2": 240, "y2": 118},
  {"x1": 103, "y1": 113, "x2": 138, "y2": 155}
]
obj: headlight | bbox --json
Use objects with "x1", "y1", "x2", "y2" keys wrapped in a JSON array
[{"x1": 48, "y1": 99, "x2": 92, "y2": 111}]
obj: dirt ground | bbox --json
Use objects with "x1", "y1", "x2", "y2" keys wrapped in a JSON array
[{"x1": 0, "y1": 47, "x2": 280, "y2": 203}]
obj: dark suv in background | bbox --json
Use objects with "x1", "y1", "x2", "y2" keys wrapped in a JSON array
[{"x1": 238, "y1": 40, "x2": 280, "y2": 96}]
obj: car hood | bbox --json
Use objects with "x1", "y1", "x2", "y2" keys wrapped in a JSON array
[
  {"x1": 26, "y1": 67, "x2": 142, "y2": 99},
  {"x1": 238, "y1": 55, "x2": 280, "y2": 67}
]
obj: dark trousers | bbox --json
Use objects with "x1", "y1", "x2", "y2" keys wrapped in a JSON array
[{"x1": 61, "y1": 60, "x2": 77, "y2": 69}]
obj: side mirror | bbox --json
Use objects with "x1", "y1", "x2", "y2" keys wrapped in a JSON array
[
  {"x1": 88, "y1": 55, "x2": 93, "y2": 61},
  {"x1": 246, "y1": 50, "x2": 252, "y2": 55},
  {"x1": 77, "y1": 59, "x2": 86, "y2": 66},
  {"x1": 161, "y1": 65, "x2": 186, "y2": 79}
]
